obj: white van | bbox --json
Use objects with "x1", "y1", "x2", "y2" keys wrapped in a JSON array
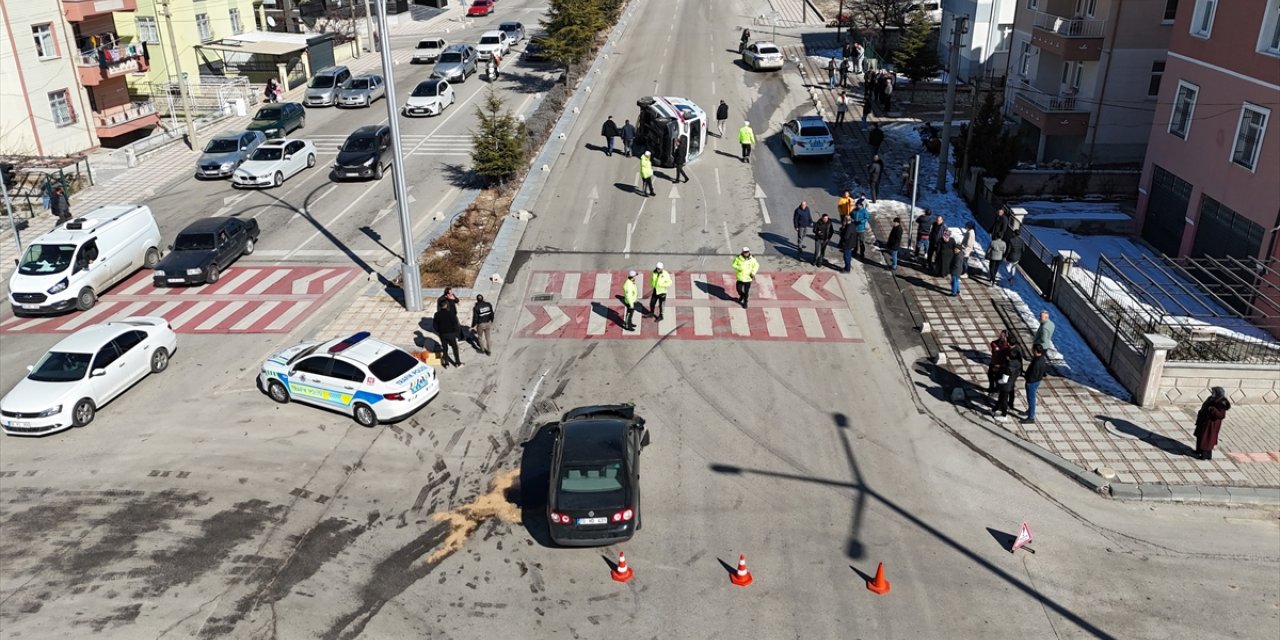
[{"x1": 9, "y1": 204, "x2": 162, "y2": 315}]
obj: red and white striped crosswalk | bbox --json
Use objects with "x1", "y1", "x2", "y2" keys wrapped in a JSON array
[
  {"x1": 515, "y1": 271, "x2": 864, "y2": 342},
  {"x1": 1, "y1": 266, "x2": 359, "y2": 335}
]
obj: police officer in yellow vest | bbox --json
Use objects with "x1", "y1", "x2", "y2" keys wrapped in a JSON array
[
  {"x1": 732, "y1": 247, "x2": 760, "y2": 308},
  {"x1": 649, "y1": 262, "x2": 673, "y2": 321},
  {"x1": 621, "y1": 270, "x2": 639, "y2": 331},
  {"x1": 738, "y1": 122, "x2": 756, "y2": 163},
  {"x1": 639, "y1": 150, "x2": 656, "y2": 197}
]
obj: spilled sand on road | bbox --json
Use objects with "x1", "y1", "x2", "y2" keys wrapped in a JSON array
[{"x1": 427, "y1": 469, "x2": 521, "y2": 563}]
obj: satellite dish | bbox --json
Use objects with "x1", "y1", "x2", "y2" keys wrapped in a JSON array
[{"x1": 267, "y1": 16, "x2": 277, "y2": 27}]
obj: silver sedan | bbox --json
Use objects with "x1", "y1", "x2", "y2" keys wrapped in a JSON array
[{"x1": 337, "y1": 75, "x2": 386, "y2": 108}]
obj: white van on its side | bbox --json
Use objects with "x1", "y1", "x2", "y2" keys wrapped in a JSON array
[{"x1": 8, "y1": 204, "x2": 162, "y2": 315}]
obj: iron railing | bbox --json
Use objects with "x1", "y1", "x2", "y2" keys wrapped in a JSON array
[{"x1": 1031, "y1": 11, "x2": 1105, "y2": 37}]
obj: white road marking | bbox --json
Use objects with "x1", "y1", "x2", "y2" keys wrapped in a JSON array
[
  {"x1": 756, "y1": 274, "x2": 776, "y2": 299},
  {"x1": 516, "y1": 306, "x2": 537, "y2": 334},
  {"x1": 538, "y1": 306, "x2": 569, "y2": 335},
  {"x1": 321, "y1": 273, "x2": 348, "y2": 292},
  {"x1": 714, "y1": 168, "x2": 721, "y2": 195},
  {"x1": 754, "y1": 183, "x2": 771, "y2": 224},
  {"x1": 209, "y1": 269, "x2": 261, "y2": 296},
  {"x1": 169, "y1": 301, "x2": 216, "y2": 329},
  {"x1": 728, "y1": 307, "x2": 749, "y2": 336},
  {"x1": 593, "y1": 272, "x2": 612, "y2": 300},
  {"x1": 586, "y1": 274, "x2": 611, "y2": 335},
  {"x1": 560, "y1": 273, "x2": 580, "y2": 300},
  {"x1": 823, "y1": 274, "x2": 843, "y2": 299},
  {"x1": 832, "y1": 308, "x2": 859, "y2": 340},
  {"x1": 799, "y1": 307, "x2": 825, "y2": 339},
  {"x1": 231, "y1": 301, "x2": 282, "y2": 331},
  {"x1": 265, "y1": 300, "x2": 313, "y2": 331},
  {"x1": 290, "y1": 268, "x2": 337, "y2": 295},
  {"x1": 196, "y1": 301, "x2": 249, "y2": 331},
  {"x1": 690, "y1": 274, "x2": 707, "y2": 299},
  {"x1": 531, "y1": 272, "x2": 550, "y2": 295},
  {"x1": 792, "y1": 273, "x2": 824, "y2": 301},
  {"x1": 583, "y1": 186, "x2": 600, "y2": 225},
  {"x1": 119, "y1": 277, "x2": 156, "y2": 296},
  {"x1": 657, "y1": 308, "x2": 676, "y2": 335},
  {"x1": 283, "y1": 180, "x2": 383, "y2": 260},
  {"x1": 8, "y1": 317, "x2": 50, "y2": 332},
  {"x1": 146, "y1": 300, "x2": 184, "y2": 318},
  {"x1": 57, "y1": 301, "x2": 123, "y2": 332},
  {"x1": 693, "y1": 306, "x2": 712, "y2": 336},
  {"x1": 763, "y1": 307, "x2": 787, "y2": 337},
  {"x1": 623, "y1": 199, "x2": 647, "y2": 257},
  {"x1": 245, "y1": 269, "x2": 291, "y2": 295},
  {"x1": 722, "y1": 221, "x2": 731, "y2": 252}
]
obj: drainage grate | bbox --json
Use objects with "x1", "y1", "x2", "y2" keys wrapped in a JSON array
[{"x1": 531, "y1": 293, "x2": 553, "y2": 301}]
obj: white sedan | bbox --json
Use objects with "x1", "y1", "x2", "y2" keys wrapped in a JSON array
[
  {"x1": 232, "y1": 138, "x2": 317, "y2": 188},
  {"x1": 742, "y1": 41, "x2": 784, "y2": 71},
  {"x1": 402, "y1": 79, "x2": 456, "y2": 117},
  {"x1": 782, "y1": 116, "x2": 835, "y2": 160},
  {"x1": 0, "y1": 317, "x2": 177, "y2": 435}
]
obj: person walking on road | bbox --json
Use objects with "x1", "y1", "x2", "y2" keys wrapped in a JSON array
[
  {"x1": 868, "y1": 123, "x2": 884, "y2": 156},
  {"x1": 987, "y1": 330, "x2": 1012, "y2": 395},
  {"x1": 621, "y1": 271, "x2": 639, "y2": 331},
  {"x1": 852, "y1": 200, "x2": 870, "y2": 260},
  {"x1": 673, "y1": 135, "x2": 690, "y2": 183},
  {"x1": 839, "y1": 217, "x2": 859, "y2": 273},
  {"x1": 601, "y1": 116, "x2": 619, "y2": 157},
  {"x1": 1023, "y1": 344, "x2": 1050, "y2": 424},
  {"x1": 987, "y1": 233, "x2": 1007, "y2": 287},
  {"x1": 1193, "y1": 386, "x2": 1231, "y2": 460},
  {"x1": 867, "y1": 155, "x2": 884, "y2": 202},
  {"x1": 1034, "y1": 309, "x2": 1055, "y2": 353},
  {"x1": 434, "y1": 300, "x2": 463, "y2": 368},
  {"x1": 835, "y1": 92, "x2": 849, "y2": 129},
  {"x1": 732, "y1": 248, "x2": 759, "y2": 307},
  {"x1": 648, "y1": 263, "x2": 673, "y2": 321},
  {"x1": 885, "y1": 216, "x2": 904, "y2": 270},
  {"x1": 880, "y1": 70, "x2": 894, "y2": 111},
  {"x1": 738, "y1": 122, "x2": 756, "y2": 163},
  {"x1": 716, "y1": 100, "x2": 729, "y2": 137},
  {"x1": 793, "y1": 200, "x2": 813, "y2": 254},
  {"x1": 949, "y1": 240, "x2": 966, "y2": 297},
  {"x1": 813, "y1": 213, "x2": 833, "y2": 267},
  {"x1": 994, "y1": 346, "x2": 1024, "y2": 420},
  {"x1": 50, "y1": 185, "x2": 71, "y2": 225},
  {"x1": 740, "y1": 28, "x2": 751, "y2": 53},
  {"x1": 621, "y1": 119, "x2": 636, "y2": 157},
  {"x1": 639, "y1": 151, "x2": 656, "y2": 197},
  {"x1": 470, "y1": 294, "x2": 495, "y2": 356}
]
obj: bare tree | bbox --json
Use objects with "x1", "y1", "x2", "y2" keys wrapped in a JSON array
[{"x1": 848, "y1": 0, "x2": 914, "y2": 53}]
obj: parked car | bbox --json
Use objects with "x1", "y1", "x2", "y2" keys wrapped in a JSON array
[
  {"x1": 476, "y1": 30, "x2": 511, "y2": 60},
  {"x1": 498, "y1": 21, "x2": 526, "y2": 44},
  {"x1": 0, "y1": 317, "x2": 177, "y2": 435},
  {"x1": 412, "y1": 38, "x2": 448, "y2": 64},
  {"x1": 246, "y1": 103, "x2": 305, "y2": 138},
  {"x1": 467, "y1": 0, "x2": 495, "y2": 16},
  {"x1": 258, "y1": 331, "x2": 440, "y2": 427},
  {"x1": 304, "y1": 65, "x2": 353, "y2": 107},
  {"x1": 742, "y1": 41, "x2": 784, "y2": 71},
  {"x1": 432, "y1": 44, "x2": 478, "y2": 83},
  {"x1": 9, "y1": 205, "x2": 161, "y2": 315},
  {"x1": 524, "y1": 35, "x2": 551, "y2": 62},
  {"x1": 153, "y1": 217, "x2": 260, "y2": 286},
  {"x1": 232, "y1": 138, "x2": 317, "y2": 188},
  {"x1": 782, "y1": 116, "x2": 835, "y2": 160},
  {"x1": 337, "y1": 74, "x2": 386, "y2": 108},
  {"x1": 547, "y1": 405, "x2": 650, "y2": 546},
  {"x1": 332, "y1": 125, "x2": 393, "y2": 181},
  {"x1": 195, "y1": 130, "x2": 266, "y2": 179},
  {"x1": 402, "y1": 79, "x2": 455, "y2": 117}
]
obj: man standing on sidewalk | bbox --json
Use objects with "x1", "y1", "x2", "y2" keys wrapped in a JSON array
[
  {"x1": 928, "y1": 214, "x2": 946, "y2": 271},
  {"x1": 1023, "y1": 344, "x2": 1050, "y2": 424},
  {"x1": 434, "y1": 300, "x2": 463, "y2": 368},
  {"x1": 716, "y1": 100, "x2": 729, "y2": 137},
  {"x1": 914, "y1": 209, "x2": 931, "y2": 258},
  {"x1": 839, "y1": 219, "x2": 858, "y2": 273},
  {"x1": 793, "y1": 200, "x2": 813, "y2": 254},
  {"x1": 949, "y1": 242, "x2": 966, "y2": 297},
  {"x1": 649, "y1": 262, "x2": 673, "y2": 321},
  {"x1": 639, "y1": 151, "x2": 656, "y2": 197},
  {"x1": 827, "y1": 57, "x2": 838, "y2": 89},
  {"x1": 732, "y1": 248, "x2": 759, "y2": 308},
  {"x1": 813, "y1": 213, "x2": 833, "y2": 267},
  {"x1": 885, "y1": 217, "x2": 904, "y2": 271},
  {"x1": 987, "y1": 233, "x2": 1006, "y2": 286},
  {"x1": 994, "y1": 346, "x2": 1024, "y2": 421},
  {"x1": 837, "y1": 190, "x2": 855, "y2": 220},
  {"x1": 1034, "y1": 310, "x2": 1055, "y2": 354},
  {"x1": 601, "y1": 116, "x2": 619, "y2": 157},
  {"x1": 839, "y1": 56, "x2": 852, "y2": 87},
  {"x1": 621, "y1": 119, "x2": 636, "y2": 157},
  {"x1": 1004, "y1": 226, "x2": 1025, "y2": 286},
  {"x1": 470, "y1": 294, "x2": 495, "y2": 355},
  {"x1": 621, "y1": 271, "x2": 639, "y2": 331},
  {"x1": 738, "y1": 122, "x2": 756, "y2": 163},
  {"x1": 852, "y1": 200, "x2": 870, "y2": 260},
  {"x1": 987, "y1": 330, "x2": 1012, "y2": 394}
]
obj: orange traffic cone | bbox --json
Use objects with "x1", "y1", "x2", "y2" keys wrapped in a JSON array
[
  {"x1": 611, "y1": 551, "x2": 634, "y2": 583},
  {"x1": 730, "y1": 553, "x2": 753, "y2": 586},
  {"x1": 866, "y1": 562, "x2": 891, "y2": 595}
]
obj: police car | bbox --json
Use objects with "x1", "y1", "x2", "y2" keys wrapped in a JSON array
[{"x1": 258, "y1": 332, "x2": 439, "y2": 427}]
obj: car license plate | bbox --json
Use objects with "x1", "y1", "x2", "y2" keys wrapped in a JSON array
[
  {"x1": 21, "y1": 304, "x2": 40, "y2": 310},
  {"x1": 576, "y1": 517, "x2": 608, "y2": 525},
  {"x1": 167, "y1": 278, "x2": 185, "y2": 283},
  {"x1": 4, "y1": 421, "x2": 30, "y2": 428}
]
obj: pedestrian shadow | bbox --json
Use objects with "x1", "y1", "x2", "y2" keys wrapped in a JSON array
[
  {"x1": 584, "y1": 143, "x2": 616, "y2": 156},
  {"x1": 914, "y1": 359, "x2": 990, "y2": 414},
  {"x1": 591, "y1": 301, "x2": 624, "y2": 327},
  {"x1": 759, "y1": 231, "x2": 805, "y2": 260},
  {"x1": 1097, "y1": 415, "x2": 1198, "y2": 458},
  {"x1": 517, "y1": 422, "x2": 558, "y2": 547},
  {"x1": 693, "y1": 281, "x2": 736, "y2": 302},
  {"x1": 899, "y1": 274, "x2": 950, "y2": 296},
  {"x1": 411, "y1": 329, "x2": 440, "y2": 352},
  {"x1": 714, "y1": 150, "x2": 743, "y2": 161},
  {"x1": 613, "y1": 182, "x2": 641, "y2": 195},
  {"x1": 949, "y1": 345, "x2": 992, "y2": 367},
  {"x1": 986, "y1": 527, "x2": 1017, "y2": 553}
]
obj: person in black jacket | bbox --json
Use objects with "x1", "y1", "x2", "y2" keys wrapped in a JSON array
[
  {"x1": 470, "y1": 294, "x2": 495, "y2": 356},
  {"x1": 949, "y1": 241, "x2": 966, "y2": 297},
  {"x1": 620, "y1": 119, "x2": 636, "y2": 157},
  {"x1": 1023, "y1": 344, "x2": 1049, "y2": 424},
  {"x1": 885, "y1": 216, "x2": 904, "y2": 271},
  {"x1": 927, "y1": 214, "x2": 945, "y2": 269},
  {"x1": 839, "y1": 218, "x2": 859, "y2": 273},
  {"x1": 673, "y1": 135, "x2": 689, "y2": 183},
  {"x1": 868, "y1": 123, "x2": 884, "y2": 156},
  {"x1": 936, "y1": 231, "x2": 955, "y2": 278},
  {"x1": 434, "y1": 300, "x2": 463, "y2": 368},
  {"x1": 1003, "y1": 226, "x2": 1025, "y2": 286},
  {"x1": 812, "y1": 213, "x2": 833, "y2": 267},
  {"x1": 990, "y1": 206, "x2": 1011, "y2": 241},
  {"x1": 995, "y1": 346, "x2": 1023, "y2": 420},
  {"x1": 716, "y1": 100, "x2": 729, "y2": 137},
  {"x1": 601, "y1": 116, "x2": 619, "y2": 156}
]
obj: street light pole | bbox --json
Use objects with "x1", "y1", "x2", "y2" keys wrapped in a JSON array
[
  {"x1": 158, "y1": 0, "x2": 200, "y2": 151},
  {"x1": 935, "y1": 15, "x2": 968, "y2": 193},
  {"x1": 374, "y1": 0, "x2": 423, "y2": 312}
]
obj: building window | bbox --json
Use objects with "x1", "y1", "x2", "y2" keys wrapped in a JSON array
[
  {"x1": 1028, "y1": 0, "x2": 1039, "y2": 10},
  {"x1": 1169, "y1": 81, "x2": 1198, "y2": 139},
  {"x1": 1074, "y1": 0, "x2": 1098, "y2": 18},
  {"x1": 1261, "y1": 1, "x2": 1280, "y2": 55},
  {"x1": 1230, "y1": 104, "x2": 1269, "y2": 171},
  {"x1": 1019, "y1": 42, "x2": 1036, "y2": 77},
  {"x1": 1148, "y1": 61, "x2": 1165, "y2": 97},
  {"x1": 1163, "y1": 0, "x2": 1179, "y2": 23},
  {"x1": 49, "y1": 90, "x2": 74, "y2": 126},
  {"x1": 137, "y1": 16, "x2": 160, "y2": 44},
  {"x1": 229, "y1": 8, "x2": 243, "y2": 35},
  {"x1": 995, "y1": 24, "x2": 1013, "y2": 52},
  {"x1": 32, "y1": 23, "x2": 57, "y2": 59},
  {"x1": 196, "y1": 13, "x2": 213, "y2": 41},
  {"x1": 1191, "y1": 0, "x2": 1216, "y2": 37}
]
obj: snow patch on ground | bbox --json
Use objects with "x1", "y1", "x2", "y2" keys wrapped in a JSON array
[{"x1": 1014, "y1": 200, "x2": 1132, "y2": 221}]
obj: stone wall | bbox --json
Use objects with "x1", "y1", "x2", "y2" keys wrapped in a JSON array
[
  {"x1": 1053, "y1": 278, "x2": 1147, "y2": 395},
  {"x1": 997, "y1": 169, "x2": 1141, "y2": 198},
  {"x1": 1159, "y1": 362, "x2": 1280, "y2": 406}
]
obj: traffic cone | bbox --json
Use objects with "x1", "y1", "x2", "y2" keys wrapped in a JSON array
[
  {"x1": 866, "y1": 562, "x2": 891, "y2": 595},
  {"x1": 611, "y1": 551, "x2": 634, "y2": 583},
  {"x1": 730, "y1": 553, "x2": 753, "y2": 586}
]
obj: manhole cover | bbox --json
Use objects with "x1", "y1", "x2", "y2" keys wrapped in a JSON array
[{"x1": 531, "y1": 293, "x2": 553, "y2": 301}]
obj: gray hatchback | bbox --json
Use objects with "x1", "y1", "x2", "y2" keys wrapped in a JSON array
[{"x1": 195, "y1": 130, "x2": 266, "y2": 179}]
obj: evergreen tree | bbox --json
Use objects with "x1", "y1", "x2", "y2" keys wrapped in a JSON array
[
  {"x1": 540, "y1": 0, "x2": 609, "y2": 71},
  {"x1": 471, "y1": 88, "x2": 526, "y2": 186},
  {"x1": 893, "y1": 9, "x2": 940, "y2": 100},
  {"x1": 955, "y1": 91, "x2": 1021, "y2": 183}
]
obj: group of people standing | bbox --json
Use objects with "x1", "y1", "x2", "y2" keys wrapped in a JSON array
[
  {"x1": 913, "y1": 206, "x2": 1026, "y2": 298},
  {"x1": 618, "y1": 249, "x2": 761, "y2": 331},
  {"x1": 986, "y1": 328, "x2": 1052, "y2": 424},
  {"x1": 791, "y1": 191, "x2": 871, "y2": 273},
  {"x1": 431, "y1": 288, "x2": 495, "y2": 368}
]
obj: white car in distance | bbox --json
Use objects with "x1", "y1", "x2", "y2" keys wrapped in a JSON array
[
  {"x1": 476, "y1": 30, "x2": 510, "y2": 60},
  {"x1": 402, "y1": 79, "x2": 456, "y2": 117},
  {"x1": 232, "y1": 138, "x2": 318, "y2": 188},
  {"x1": 0, "y1": 317, "x2": 178, "y2": 435}
]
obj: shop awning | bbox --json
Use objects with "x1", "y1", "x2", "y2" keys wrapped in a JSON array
[{"x1": 198, "y1": 39, "x2": 307, "y2": 57}]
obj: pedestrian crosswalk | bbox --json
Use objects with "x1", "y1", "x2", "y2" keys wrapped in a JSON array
[
  {"x1": 515, "y1": 271, "x2": 864, "y2": 342},
  {"x1": 0, "y1": 266, "x2": 359, "y2": 335},
  {"x1": 307, "y1": 133, "x2": 473, "y2": 157}
]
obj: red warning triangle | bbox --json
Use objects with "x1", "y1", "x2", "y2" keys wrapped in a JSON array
[{"x1": 1011, "y1": 521, "x2": 1032, "y2": 552}]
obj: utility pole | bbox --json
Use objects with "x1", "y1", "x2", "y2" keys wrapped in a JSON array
[
  {"x1": 350, "y1": 1, "x2": 361, "y2": 58},
  {"x1": 836, "y1": 0, "x2": 845, "y2": 43},
  {"x1": 158, "y1": 0, "x2": 199, "y2": 151},
  {"x1": 935, "y1": 14, "x2": 967, "y2": 193},
  {"x1": 364, "y1": 0, "x2": 375, "y2": 52},
  {"x1": 374, "y1": 0, "x2": 422, "y2": 312},
  {"x1": 959, "y1": 80, "x2": 982, "y2": 188}
]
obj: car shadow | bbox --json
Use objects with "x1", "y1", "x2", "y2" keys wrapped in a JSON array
[{"x1": 517, "y1": 421, "x2": 558, "y2": 547}]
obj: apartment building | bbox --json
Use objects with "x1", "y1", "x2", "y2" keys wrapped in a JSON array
[
  {"x1": 115, "y1": 0, "x2": 260, "y2": 91},
  {"x1": 1134, "y1": 0, "x2": 1280, "y2": 262},
  {"x1": 939, "y1": 0, "x2": 1018, "y2": 82},
  {"x1": 1004, "y1": 0, "x2": 1174, "y2": 165}
]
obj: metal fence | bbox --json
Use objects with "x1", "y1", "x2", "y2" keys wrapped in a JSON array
[{"x1": 136, "y1": 76, "x2": 257, "y2": 122}]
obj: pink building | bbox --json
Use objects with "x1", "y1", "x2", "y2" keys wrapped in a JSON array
[{"x1": 1134, "y1": 0, "x2": 1280, "y2": 263}]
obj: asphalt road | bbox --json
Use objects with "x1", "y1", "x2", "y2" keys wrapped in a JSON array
[{"x1": 0, "y1": 0, "x2": 1277, "y2": 638}]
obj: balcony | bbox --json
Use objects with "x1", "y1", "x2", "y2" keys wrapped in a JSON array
[
  {"x1": 1030, "y1": 11, "x2": 1105, "y2": 61},
  {"x1": 93, "y1": 101, "x2": 159, "y2": 139},
  {"x1": 1012, "y1": 80, "x2": 1090, "y2": 136},
  {"x1": 62, "y1": 0, "x2": 137, "y2": 22},
  {"x1": 76, "y1": 50, "x2": 147, "y2": 86}
]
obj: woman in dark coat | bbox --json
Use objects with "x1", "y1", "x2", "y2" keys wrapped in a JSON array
[
  {"x1": 1193, "y1": 386, "x2": 1231, "y2": 460},
  {"x1": 935, "y1": 231, "x2": 956, "y2": 277}
]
